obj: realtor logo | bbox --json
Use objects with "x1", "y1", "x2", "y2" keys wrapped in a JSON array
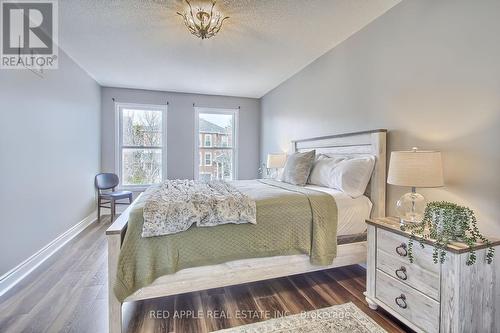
[{"x1": 1, "y1": 0, "x2": 58, "y2": 69}]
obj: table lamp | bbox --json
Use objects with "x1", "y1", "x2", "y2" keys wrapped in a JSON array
[
  {"x1": 266, "y1": 153, "x2": 287, "y2": 178},
  {"x1": 387, "y1": 148, "x2": 444, "y2": 224}
]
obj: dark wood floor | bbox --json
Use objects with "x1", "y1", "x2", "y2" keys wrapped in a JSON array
[{"x1": 0, "y1": 216, "x2": 412, "y2": 333}]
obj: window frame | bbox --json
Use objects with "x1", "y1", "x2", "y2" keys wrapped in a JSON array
[
  {"x1": 204, "y1": 152, "x2": 212, "y2": 166},
  {"x1": 221, "y1": 135, "x2": 228, "y2": 147},
  {"x1": 115, "y1": 102, "x2": 167, "y2": 190},
  {"x1": 194, "y1": 107, "x2": 239, "y2": 180},
  {"x1": 204, "y1": 134, "x2": 212, "y2": 147}
]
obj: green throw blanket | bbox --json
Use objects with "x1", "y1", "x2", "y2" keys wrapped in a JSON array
[{"x1": 114, "y1": 179, "x2": 338, "y2": 302}]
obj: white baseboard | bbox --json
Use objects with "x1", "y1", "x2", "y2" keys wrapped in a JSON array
[{"x1": 0, "y1": 211, "x2": 97, "y2": 297}]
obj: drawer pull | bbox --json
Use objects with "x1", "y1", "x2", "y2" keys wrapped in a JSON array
[
  {"x1": 395, "y1": 294, "x2": 408, "y2": 309},
  {"x1": 395, "y1": 266, "x2": 408, "y2": 280},
  {"x1": 395, "y1": 243, "x2": 408, "y2": 257}
]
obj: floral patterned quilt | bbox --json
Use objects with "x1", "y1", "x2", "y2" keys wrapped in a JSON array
[{"x1": 141, "y1": 180, "x2": 257, "y2": 237}]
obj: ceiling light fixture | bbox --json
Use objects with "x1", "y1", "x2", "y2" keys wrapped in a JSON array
[{"x1": 177, "y1": 0, "x2": 229, "y2": 39}]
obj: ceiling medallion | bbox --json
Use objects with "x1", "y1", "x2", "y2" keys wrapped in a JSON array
[{"x1": 177, "y1": 0, "x2": 229, "y2": 39}]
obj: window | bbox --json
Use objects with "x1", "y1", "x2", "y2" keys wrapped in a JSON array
[
  {"x1": 205, "y1": 152, "x2": 212, "y2": 166},
  {"x1": 195, "y1": 107, "x2": 238, "y2": 181},
  {"x1": 115, "y1": 103, "x2": 167, "y2": 188},
  {"x1": 221, "y1": 135, "x2": 228, "y2": 147},
  {"x1": 204, "y1": 134, "x2": 212, "y2": 147}
]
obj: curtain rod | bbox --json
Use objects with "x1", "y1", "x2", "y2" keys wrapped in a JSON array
[
  {"x1": 112, "y1": 98, "x2": 169, "y2": 105},
  {"x1": 193, "y1": 103, "x2": 241, "y2": 110}
]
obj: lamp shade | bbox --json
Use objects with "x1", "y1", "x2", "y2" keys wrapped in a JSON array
[
  {"x1": 266, "y1": 153, "x2": 286, "y2": 169},
  {"x1": 388, "y1": 149, "x2": 444, "y2": 188}
]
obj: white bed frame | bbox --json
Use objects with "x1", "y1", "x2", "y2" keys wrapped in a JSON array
[{"x1": 106, "y1": 129, "x2": 387, "y2": 333}]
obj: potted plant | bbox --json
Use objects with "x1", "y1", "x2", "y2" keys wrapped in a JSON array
[{"x1": 402, "y1": 201, "x2": 495, "y2": 265}]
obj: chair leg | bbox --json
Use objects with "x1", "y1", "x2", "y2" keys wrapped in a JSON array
[
  {"x1": 97, "y1": 197, "x2": 101, "y2": 222},
  {"x1": 111, "y1": 199, "x2": 115, "y2": 222}
]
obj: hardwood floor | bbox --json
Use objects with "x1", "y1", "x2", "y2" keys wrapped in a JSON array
[{"x1": 0, "y1": 216, "x2": 412, "y2": 333}]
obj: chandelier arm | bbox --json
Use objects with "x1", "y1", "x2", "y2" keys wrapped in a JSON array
[
  {"x1": 177, "y1": 12, "x2": 191, "y2": 30},
  {"x1": 193, "y1": 16, "x2": 204, "y2": 32},
  {"x1": 211, "y1": 14, "x2": 227, "y2": 34},
  {"x1": 180, "y1": 16, "x2": 199, "y2": 36},
  {"x1": 207, "y1": 1, "x2": 216, "y2": 30},
  {"x1": 212, "y1": 16, "x2": 229, "y2": 34},
  {"x1": 177, "y1": 12, "x2": 193, "y2": 32},
  {"x1": 176, "y1": 11, "x2": 185, "y2": 22},
  {"x1": 210, "y1": 15, "x2": 220, "y2": 31},
  {"x1": 189, "y1": 26, "x2": 199, "y2": 36},
  {"x1": 186, "y1": 0, "x2": 195, "y2": 20},
  {"x1": 209, "y1": 1, "x2": 216, "y2": 15},
  {"x1": 208, "y1": 20, "x2": 226, "y2": 37},
  {"x1": 205, "y1": 17, "x2": 214, "y2": 32},
  {"x1": 206, "y1": 16, "x2": 224, "y2": 37},
  {"x1": 206, "y1": 16, "x2": 219, "y2": 33},
  {"x1": 186, "y1": 1, "x2": 204, "y2": 32}
]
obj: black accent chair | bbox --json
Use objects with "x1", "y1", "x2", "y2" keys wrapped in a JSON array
[{"x1": 95, "y1": 173, "x2": 133, "y2": 222}]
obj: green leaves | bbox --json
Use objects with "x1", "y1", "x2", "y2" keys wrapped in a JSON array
[{"x1": 400, "y1": 201, "x2": 494, "y2": 265}]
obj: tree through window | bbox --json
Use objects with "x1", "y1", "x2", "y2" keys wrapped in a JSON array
[{"x1": 117, "y1": 104, "x2": 166, "y2": 187}]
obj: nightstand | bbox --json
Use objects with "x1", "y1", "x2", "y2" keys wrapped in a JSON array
[{"x1": 364, "y1": 217, "x2": 500, "y2": 333}]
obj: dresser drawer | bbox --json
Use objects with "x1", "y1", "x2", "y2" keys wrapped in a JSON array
[
  {"x1": 376, "y1": 270, "x2": 439, "y2": 333},
  {"x1": 376, "y1": 228, "x2": 440, "y2": 276},
  {"x1": 377, "y1": 249, "x2": 440, "y2": 300}
]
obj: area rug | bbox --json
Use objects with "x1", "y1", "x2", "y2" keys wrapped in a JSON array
[{"x1": 213, "y1": 302, "x2": 386, "y2": 333}]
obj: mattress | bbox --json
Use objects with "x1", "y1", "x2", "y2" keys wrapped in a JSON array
[{"x1": 304, "y1": 184, "x2": 372, "y2": 236}]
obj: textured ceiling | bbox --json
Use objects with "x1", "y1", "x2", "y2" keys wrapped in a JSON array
[{"x1": 59, "y1": 0, "x2": 400, "y2": 98}]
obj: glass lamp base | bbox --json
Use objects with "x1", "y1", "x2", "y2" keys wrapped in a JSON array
[{"x1": 396, "y1": 191, "x2": 425, "y2": 225}]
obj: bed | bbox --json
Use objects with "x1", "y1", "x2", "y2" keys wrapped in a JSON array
[{"x1": 106, "y1": 129, "x2": 387, "y2": 333}]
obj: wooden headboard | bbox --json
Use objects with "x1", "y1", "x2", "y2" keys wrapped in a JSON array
[{"x1": 292, "y1": 129, "x2": 387, "y2": 218}]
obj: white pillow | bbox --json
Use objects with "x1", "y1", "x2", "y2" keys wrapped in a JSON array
[
  {"x1": 308, "y1": 155, "x2": 345, "y2": 187},
  {"x1": 329, "y1": 156, "x2": 375, "y2": 198}
]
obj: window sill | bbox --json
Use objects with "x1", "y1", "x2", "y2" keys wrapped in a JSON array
[{"x1": 119, "y1": 185, "x2": 150, "y2": 192}]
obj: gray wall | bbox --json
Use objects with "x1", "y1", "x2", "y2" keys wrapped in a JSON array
[
  {"x1": 101, "y1": 87, "x2": 260, "y2": 180},
  {"x1": 261, "y1": 0, "x2": 500, "y2": 236},
  {"x1": 0, "y1": 51, "x2": 101, "y2": 275}
]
